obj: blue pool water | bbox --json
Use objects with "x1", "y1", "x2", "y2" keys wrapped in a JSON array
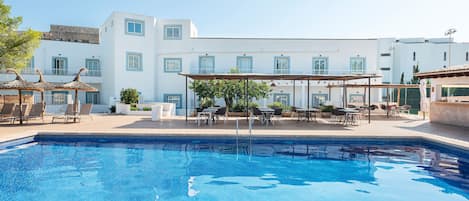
[{"x1": 0, "y1": 136, "x2": 468, "y2": 201}]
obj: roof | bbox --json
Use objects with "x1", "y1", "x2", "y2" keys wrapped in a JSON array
[
  {"x1": 327, "y1": 84, "x2": 421, "y2": 88},
  {"x1": 415, "y1": 65, "x2": 469, "y2": 79},
  {"x1": 179, "y1": 73, "x2": 381, "y2": 81}
]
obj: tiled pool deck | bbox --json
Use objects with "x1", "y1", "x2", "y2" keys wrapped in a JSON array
[{"x1": 0, "y1": 114, "x2": 468, "y2": 149}]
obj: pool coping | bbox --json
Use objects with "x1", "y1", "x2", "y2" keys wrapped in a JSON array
[{"x1": 1, "y1": 130, "x2": 468, "y2": 151}]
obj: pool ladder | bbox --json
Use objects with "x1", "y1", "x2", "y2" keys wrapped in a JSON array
[{"x1": 235, "y1": 117, "x2": 253, "y2": 160}]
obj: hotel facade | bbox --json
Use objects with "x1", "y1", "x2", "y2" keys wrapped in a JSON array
[{"x1": 1, "y1": 12, "x2": 469, "y2": 114}]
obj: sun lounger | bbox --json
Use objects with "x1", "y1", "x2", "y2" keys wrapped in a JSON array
[
  {"x1": 51, "y1": 104, "x2": 74, "y2": 123},
  {"x1": 75, "y1": 104, "x2": 93, "y2": 122},
  {"x1": 22, "y1": 103, "x2": 45, "y2": 123},
  {"x1": 0, "y1": 103, "x2": 15, "y2": 119},
  {"x1": 7, "y1": 104, "x2": 28, "y2": 124}
]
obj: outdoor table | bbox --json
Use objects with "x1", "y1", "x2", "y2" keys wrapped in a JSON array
[
  {"x1": 197, "y1": 107, "x2": 219, "y2": 126},
  {"x1": 258, "y1": 107, "x2": 275, "y2": 125},
  {"x1": 296, "y1": 108, "x2": 320, "y2": 121},
  {"x1": 339, "y1": 108, "x2": 361, "y2": 126}
]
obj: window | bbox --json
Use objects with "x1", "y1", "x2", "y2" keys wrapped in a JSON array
[
  {"x1": 86, "y1": 92, "x2": 100, "y2": 104},
  {"x1": 164, "y1": 25, "x2": 182, "y2": 40},
  {"x1": 466, "y1": 52, "x2": 468, "y2": 61},
  {"x1": 349, "y1": 94, "x2": 364, "y2": 103},
  {"x1": 380, "y1": 53, "x2": 391, "y2": 56},
  {"x1": 236, "y1": 56, "x2": 253, "y2": 73},
  {"x1": 52, "y1": 91, "x2": 68, "y2": 105},
  {"x1": 52, "y1": 57, "x2": 67, "y2": 75},
  {"x1": 126, "y1": 52, "x2": 143, "y2": 71},
  {"x1": 22, "y1": 57, "x2": 35, "y2": 74},
  {"x1": 164, "y1": 58, "x2": 182, "y2": 72},
  {"x1": 164, "y1": 94, "x2": 182, "y2": 109},
  {"x1": 85, "y1": 59, "x2": 101, "y2": 76},
  {"x1": 312, "y1": 57, "x2": 328, "y2": 74},
  {"x1": 413, "y1": 52, "x2": 416, "y2": 61},
  {"x1": 273, "y1": 93, "x2": 290, "y2": 106},
  {"x1": 125, "y1": 19, "x2": 144, "y2": 36},
  {"x1": 350, "y1": 57, "x2": 366, "y2": 74},
  {"x1": 380, "y1": 67, "x2": 391, "y2": 71},
  {"x1": 199, "y1": 56, "x2": 215, "y2": 74},
  {"x1": 444, "y1": 51, "x2": 447, "y2": 61},
  {"x1": 274, "y1": 56, "x2": 290, "y2": 74},
  {"x1": 312, "y1": 94, "x2": 328, "y2": 107}
]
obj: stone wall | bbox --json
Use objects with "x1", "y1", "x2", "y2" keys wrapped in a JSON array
[{"x1": 42, "y1": 25, "x2": 99, "y2": 44}]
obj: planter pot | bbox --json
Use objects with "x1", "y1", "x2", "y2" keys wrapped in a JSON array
[
  {"x1": 116, "y1": 103, "x2": 131, "y2": 114},
  {"x1": 228, "y1": 112, "x2": 248, "y2": 117},
  {"x1": 282, "y1": 112, "x2": 292, "y2": 117},
  {"x1": 320, "y1": 112, "x2": 332, "y2": 118}
]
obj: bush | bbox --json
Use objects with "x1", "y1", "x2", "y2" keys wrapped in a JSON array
[
  {"x1": 231, "y1": 102, "x2": 260, "y2": 112},
  {"x1": 130, "y1": 105, "x2": 138, "y2": 111},
  {"x1": 109, "y1": 105, "x2": 116, "y2": 113},
  {"x1": 120, "y1": 88, "x2": 139, "y2": 104},
  {"x1": 320, "y1": 105, "x2": 334, "y2": 112},
  {"x1": 142, "y1": 107, "x2": 152, "y2": 111},
  {"x1": 268, "y1": 102, "x2": 291, "y2": 111}
]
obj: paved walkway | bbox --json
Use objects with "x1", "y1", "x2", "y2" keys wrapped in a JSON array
[{"x1": 0, "y1": 115, "x2": 468, "y2": 149}]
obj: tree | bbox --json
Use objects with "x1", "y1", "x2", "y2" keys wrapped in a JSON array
[
  {"x1": 189, "y1": 80, "x2": 218, "y2": 108},
  {"x1": 120, "y1": 88, "x2": 139, "y2": 104},
  {"x1": 0, "y1": 0, "x2": 41, "y2": 70},
  {"x1": 400, "y1": 72, "x2": 405, "y2": 84},
  {"x1": 410, "y1": 64, "x2": 420, "y2": 84}
]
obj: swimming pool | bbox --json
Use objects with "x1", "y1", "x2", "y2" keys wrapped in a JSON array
[{"x1": 0, "y1": 135, "x2": 468, "y2": 201}]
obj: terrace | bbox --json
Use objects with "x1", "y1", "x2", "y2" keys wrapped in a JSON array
[{"x1": 1, "y1": 115, "x2": 468, "y2": 150}]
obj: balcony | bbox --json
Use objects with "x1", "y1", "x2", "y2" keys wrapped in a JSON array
[{"x1": 42, "y1": 68, "x2": 101, "y2": 76}]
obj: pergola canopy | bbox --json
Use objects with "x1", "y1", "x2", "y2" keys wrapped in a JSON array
[
  {"x1": 327, "y1": 84, "x2": 420, "y2": 89},
  {"x1": 415, "y1": 65, "x2": 469, "y2": 79},
  {"x1": 179, "y1": 73, "x2": 381, "y2": 81}
]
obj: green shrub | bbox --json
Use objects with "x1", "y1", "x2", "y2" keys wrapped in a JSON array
[
  {"x1": 320, "y1": 105, "x2": 334, "y2": 112},
  {"x1": 231, "y1": 102, "x2": 260, "y2": 112},
  {"x1": 109, "y1": 105, "x2": 116, "y2": 113},
  {"x1": 130, "y1": 105, "x2": 138, "y2": 111},
  {"x1": 268, "y1": 101, "x2": 291, "y2": 111},
  {"x1": 120, "y1": 88, "x2": 139, "y2": 104},
  {"x1": 142, "y1": 107, "x2": 152, "y2": 111}
]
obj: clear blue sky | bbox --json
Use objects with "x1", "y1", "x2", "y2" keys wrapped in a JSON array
[{"x1": 5, "y1": 0, "x2": 469, "y2": 41}]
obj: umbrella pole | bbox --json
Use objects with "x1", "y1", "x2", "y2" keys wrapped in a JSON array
[
  {"x1": 41, "y1": 91, "x2": 45, "y2": 120},
  {"x1": 74, "y1": 89, "x2": 78, "y2": 122},
  {"x1": 19, "y1": 89, "x2": 23, "y2": 125}
]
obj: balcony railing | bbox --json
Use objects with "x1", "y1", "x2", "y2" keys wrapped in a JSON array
[{"x1": 41, "y1": 69, "x2": 101, "y2": 76}]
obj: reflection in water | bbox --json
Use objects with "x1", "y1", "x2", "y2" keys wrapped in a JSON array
[{"x1": 0, "y1": 139, "x2": 467, "y2": 201}]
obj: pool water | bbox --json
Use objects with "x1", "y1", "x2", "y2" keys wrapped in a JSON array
[{"x1": 0, "y1": 136, "x2": 468, "y2": 201}]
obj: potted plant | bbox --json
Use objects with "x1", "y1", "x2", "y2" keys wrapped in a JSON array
[
  {"x1": 320, "y1": 105, "x2": 334, "y2": 118},
  {"x1": 117, "y1": 88, "x2": 139, "y2": 114}
]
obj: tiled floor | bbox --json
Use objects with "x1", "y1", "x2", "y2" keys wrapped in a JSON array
[{"x1": 0, "y1": 114, "x2": 468, "y2": 149}]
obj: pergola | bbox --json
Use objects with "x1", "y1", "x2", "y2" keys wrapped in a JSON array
[
  {"x1": 180, "y1": 73, "x2": 381, "y2": 123},
  {"x1": 327, "y1": 83, "x2": 421, "y2": 117}
]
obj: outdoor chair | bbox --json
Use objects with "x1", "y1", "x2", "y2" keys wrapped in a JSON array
[
  {"x1": 22, "y1": 103, "x2": 45, "y2": 123},
  {"x1": 398, "y1": 105, "x2": 411, "y2": 114},
  {"x1": 214, "y1": 107, "x2": 226, "y2": 123},
  {"x1": 0, "y1": 103, "x2": 15, "y2": 119},
  {"x1": 75, "y1": 104, "x2": 93, "y2": 122},
  {"x1": 271, "y1": 107, "x2": 283, "y2": 125},
  {"x1": 251, "y1": 107, "x2": 265, "y2": 124},
  {"x1": 52, "y1": 104, "x2": 74, "y2": 123},
  {"x1": 331, "y1": 108, "x2": 346, "y2": 123},
  {"x1": 8, "y1": 104, "x2": 28, "y2": 124}
]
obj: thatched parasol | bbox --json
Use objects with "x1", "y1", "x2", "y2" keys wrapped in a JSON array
[
  {"x1": 0, "y1": 68, "x2": 43, "y2": 124},
  {"x1": 33, "y1": 69, "x2": 56, "y2": 118},
  {"x1": 56, "y1": 68, "x2": 97, "y2": 122}
]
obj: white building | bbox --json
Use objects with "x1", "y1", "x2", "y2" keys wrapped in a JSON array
[{"x1": 1, "y1": 11, "x2": 468, "y2": 114}]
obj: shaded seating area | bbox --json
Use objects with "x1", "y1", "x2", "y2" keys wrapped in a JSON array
[{"x1": 181, "y1": 73, "x2": 382, "y2": 127}]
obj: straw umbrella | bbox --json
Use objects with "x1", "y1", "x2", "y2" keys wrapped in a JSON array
[
  {"x1": 0, "y1": 68, "x2": 44, "y2": 124},
  {"x1": 33, "y1": 69, "x2": 56, "y2": 118},
  {"x1": 56, "y1": 68, "x2": 97, "y2": 122}
]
